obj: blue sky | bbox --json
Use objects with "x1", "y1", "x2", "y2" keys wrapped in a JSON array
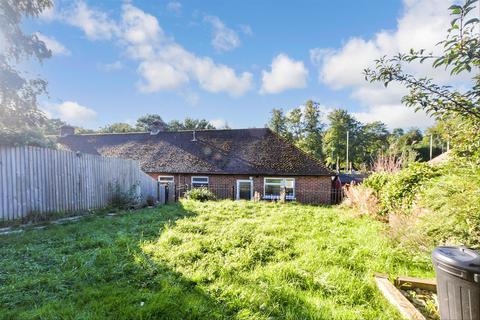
[{"x1": 26, "y1": 0, "x2": 461, "y2": 130}]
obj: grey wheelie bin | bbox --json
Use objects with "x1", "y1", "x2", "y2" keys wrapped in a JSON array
[{"x1": 432, "y1": 246, "x2": 480, "y2": 320}]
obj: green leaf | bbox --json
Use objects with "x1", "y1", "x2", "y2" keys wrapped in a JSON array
[{"x1": 465, "y1": 18, "x2": 480, "y2": 26}]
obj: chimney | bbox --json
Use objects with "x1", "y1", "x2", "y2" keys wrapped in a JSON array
[
  {"x1": 150, "y1": 122, "x2": 165, "y2": 135},
  {"x1": 191, "y1": 130, "x2": 197, "y2": 142},
  {"x1": 60, "y1": 125, "x2": 75, "y2": 137}
]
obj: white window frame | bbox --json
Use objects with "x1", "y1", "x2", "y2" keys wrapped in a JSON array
[
  {"x1": 158, "y1": 176, "x2": 174, "y2": 184},
  {"x1": 191, "y1": 176, "x2": 209, "y2": 187},
  {"x1": 263, "y1": 177, "x2": 295, "y2": 200},
  {"x1": 236, "y1": 180, "x2": 253, "y2": 200}
]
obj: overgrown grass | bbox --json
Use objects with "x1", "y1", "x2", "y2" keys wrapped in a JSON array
[{"x1": 0, "y1": 201, "x2": 433, "y2": 319}]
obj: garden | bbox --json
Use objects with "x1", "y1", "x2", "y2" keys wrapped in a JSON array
[{"x1": 0, "y1": 200, "x2": 433, "y2": 319}]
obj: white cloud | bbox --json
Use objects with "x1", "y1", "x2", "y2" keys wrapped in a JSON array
[
  {"x1": 166, "y1": 1, "x2": 182, "y2": 14},
  {"x1": 44, "y1": 101, "x2": 97, "y2": 127},
  {"x1": 67, "y1": 1, "x2": 119, "y2": 40},
  {"x1": 310, "y1": 0, "x2": 468, "y2": 129},
  {"x1": 353, "y1": 104, "x2": 434, "y2": 129},
  {"x1": 209, "y1": 119, "x2": 227, "y2": 128},
  {"x1": 204, "y1": 15, "x2": 240, "y2": 52},
  {"x1": 239, "y1": 24, "x2": 253, "y2": 36},
  {"x1": 35, "y1": 32, "x2": 70, "y2": 56},
  {"x1": 61, "y1": 2, "x2": 252, "y2": 96},
  {"x1": 137, "y1": 60, "x2": 189, "y2": 91},
  {"x1": 119, "y1": 4, "x2": 252, "y2": 96},
  {"x1": 182, "y1": 91, "x2": 200, "y2": 106},
  {"x1": 98, "y1": 60, "x2": 123, "y2": 71},
  {"x1": 261, "y1": 54, "x2": 308, "y2": 94},
  {"x1": 39, "y1": 2, "x2": 56, "y2": 21}
]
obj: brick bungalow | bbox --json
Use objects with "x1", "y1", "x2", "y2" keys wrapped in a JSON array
[{"x1": 58, "y1": 127, "x2": 335, "y2": 204}]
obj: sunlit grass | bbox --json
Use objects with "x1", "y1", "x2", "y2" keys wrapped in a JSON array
[{"x1": 0, "y1": 200, "x2": 433, "y2": 319}]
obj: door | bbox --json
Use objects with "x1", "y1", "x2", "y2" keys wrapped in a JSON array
[{"x1": 236, "y1": 180, "x2": 253, "y2": 200}]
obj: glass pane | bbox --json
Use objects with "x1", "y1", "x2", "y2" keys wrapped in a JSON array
[
  {"x1": 159, "y1": 177, "x2": 173, "y2": 182},
  {"x1": 285, "y1": 179, "x2": 294, "y2": 188},
  {"x1": 265, "y1": 178, "x2": 282, "y2": 184},
  {"x1": 265, "y1": 185, "x2": 281, "y2": 196},
  {"x1": 285, "y1": 187, "x2": 294, "y2": 196},
  {"x1": 239, "y1": 182, "x2": 251, "y2": 200},
  {"x1": 192, "y1": 177, "x2": 208, "y2": 183},
  {"x1": 192, "y1": 183, "x2": 208, "y2": 188}
]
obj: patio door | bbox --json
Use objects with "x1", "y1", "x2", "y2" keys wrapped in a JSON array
[{"x1": 236, "y1": 180, "x2": 253, "y2": 200}]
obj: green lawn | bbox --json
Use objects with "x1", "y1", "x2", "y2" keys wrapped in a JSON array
[{"x1": 0, "y1": 201, "x2": 433, "y2": 319}]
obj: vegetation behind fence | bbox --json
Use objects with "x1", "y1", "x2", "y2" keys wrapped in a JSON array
[{"x1": 0, "y1": 145, "x2": 160, "y2": 221}]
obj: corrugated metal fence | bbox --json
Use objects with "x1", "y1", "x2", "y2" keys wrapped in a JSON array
[{"x1": 0, "y1": 145, "x2": 161, "y2": 221}]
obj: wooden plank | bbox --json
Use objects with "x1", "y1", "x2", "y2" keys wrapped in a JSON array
[
  {"x1": 395, "y1": 276, "x2": 437, "y2": 292},
  {"x1": 375, "y1": 274, "x2": 426, "y2": 320},
  {"x1": 19, "y1": 146, "x2": 27, "y2": 217},
  {"x1": 0, "y1": 147, "x2": 7, "y2": 220},
  {"x1": 0, "y1": 145, "x2": 162, "y2": 221},
  {"x1": 45, "y1": 148, "x2": 51, "y2": 214}
]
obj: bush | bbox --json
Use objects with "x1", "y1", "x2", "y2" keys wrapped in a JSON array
[
  {"x1": 363, "y1": 172, "x2": 391, "y2": 198},
  {"x1": 146, "y1": 195, "x2": 156, "y2": 206},
  {"x1": 184, "y1": 187, "x2": 216, "y2": 202},
  {"x1": 0, "y1": 127, "x2": 56, "y2": 148},
  {"x1": 416, "y1": 166, "x2": 480, "y2": 249},
  {"x1": 379, "y1": 162, "x2": 442, "y2": 215},
  {"x1": 107, "y1": 182, "x2": 142, "y2": 210}
]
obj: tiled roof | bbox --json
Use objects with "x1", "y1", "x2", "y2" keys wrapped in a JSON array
[{"x1": 58, "y1": 128, "x2": 333, "y2": 176}]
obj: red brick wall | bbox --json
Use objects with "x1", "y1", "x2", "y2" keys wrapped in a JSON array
[{"x1": 148, "y1": 173, "x2": 332, "y2": 204}]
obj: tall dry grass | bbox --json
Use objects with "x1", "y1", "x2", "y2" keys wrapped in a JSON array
[
  {"x1": 373, "y1": 153, "x2": 403, "y2": 173},
  {"x1": 342, "y1": 184, "x2": 381, "y2": 218}
]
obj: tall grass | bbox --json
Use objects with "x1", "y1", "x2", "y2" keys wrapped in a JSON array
[{"x1": 0, "y1": 201, "x2": 433, "y2": 319}]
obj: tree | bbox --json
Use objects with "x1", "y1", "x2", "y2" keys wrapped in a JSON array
[
  {"x1": 43, "y1": 118, "x2": 68, "y2": 135},
  {"x1": 182, "y1": 118, "x2": 215, "y2": 130},
  {"x1": 360, "y1": 121, "x2": 390, "y2": 164},
  {"x1": 41, "y1": 118, "x2": 94, "y2": 135},
  {"x1": 166, "y1": 118, "x2": 215, "y2": 131},
  {"x1": 296, "y1": 100, "x2": 324, "y2": 159},
  {"x1": 267, "y1": 108, "x2": 289, "y2": 139},
  {"x1": 135, "y1": 114, "x2": 166, "y2": 132},
  {"x1": 398, "y1": 128, "x2": 423, "y2": 147},
  {"x1": 423, "y1": 121, "x2": 450, "y2": 152},
  {"x1": 0, "y1": 0, "x2": 53, "y2": 146},
  {"x1": 323, "y1": 109, "x2": 362, "y2": 169},
  {"x1": 364, "y1": 0, "x2": 480, "y2": 163},
  {"x1": 100, "y1": 123, "x2": 137, "y2": 133},
  {"x1": 286, "y1": 107, "x2": 303, "y2": 141}
]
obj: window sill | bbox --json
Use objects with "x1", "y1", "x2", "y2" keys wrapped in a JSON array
[{"x1": 263, "y1": 195, "x2": 296, "y2": 201}]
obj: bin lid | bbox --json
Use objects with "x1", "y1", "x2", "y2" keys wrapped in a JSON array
[{"x1": 432, "y1": 246, "x2": 480, "y2": 274}]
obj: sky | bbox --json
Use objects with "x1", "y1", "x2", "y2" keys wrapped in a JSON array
[{"x1": 24, "y1": 0, "x2": 469, "y2": 130}]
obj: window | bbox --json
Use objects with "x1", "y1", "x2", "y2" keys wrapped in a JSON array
[
  {"x1": 158, "y1": 176, "x2": 174, "y2": 184},
  {"x1": 264, "y1": 178, "x2": 295, "y2": 200},
  {"x1": 191, "y1": 176, "x2": 209, "y2": 188}
]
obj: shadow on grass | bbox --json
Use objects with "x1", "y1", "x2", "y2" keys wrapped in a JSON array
[{"x1": 0, "y1": 203, "x2": 231, "y2": 319}]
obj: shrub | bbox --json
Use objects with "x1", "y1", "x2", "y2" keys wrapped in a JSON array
[
  {"x1": 107, "y1": 182, "x2": 142, "y2": 210},
  {"x1": 146, "y1": 195, "x2": 156, "y2": 206},
  {"x1": 363, "y1": 172, "x2": 391, "y2": 198},
  {"x1": 0, "y1": 127, "x2": 56, "y2": 148},
  {"x1": 416, "y1": 166, "x2": 480, "y2": 249},
  {"x1": 184, "y1": 187, "x2": 216, "y2": 202},
  {"x1": 379, "y1": 162, "x2": 442, "y2": 215}
]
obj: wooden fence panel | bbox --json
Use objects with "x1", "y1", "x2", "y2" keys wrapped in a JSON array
[{"x1": 0, "y1": 145, "x2": 161, "y2": 221}]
